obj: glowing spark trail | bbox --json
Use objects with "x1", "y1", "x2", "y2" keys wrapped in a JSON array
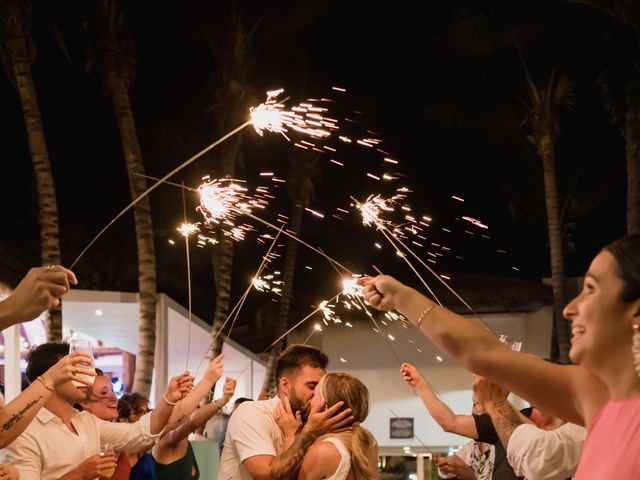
[{"x1": 71, "y1": 89, "x2": 338, "y2": 268}]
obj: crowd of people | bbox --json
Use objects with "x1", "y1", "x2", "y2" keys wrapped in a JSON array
[{"x1": 0, "y1": 234, "x2": 637, "y2": 479}]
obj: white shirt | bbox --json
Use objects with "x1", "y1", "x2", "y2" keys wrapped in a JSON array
[
  {"x1": 507, "y1": 422, "x2": 585, "y2": 480},
  {"x1": 5, "y1": 407, "x2": 160, "y2": 480},
  {"x1": 218, "y1": 397, "x2": 284, "y2": 480}
]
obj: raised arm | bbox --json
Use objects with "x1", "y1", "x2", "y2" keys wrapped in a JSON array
[
  {"x1": 360, "y1": 275, "x2": 608, "y2": 425},
  {"x1": 158, "y1": 377, "x2": 236, "y2": 447},
  {"x1": 472, "y1": 375, "x2": 533, "y2": 448},
  {"x1": 400, "y1": 363, "x2": 478, "y2": 439},
  {"x1": 0, "y1": 352, "x2": 94, "y2": 448},
  {"x1": 166, "y1": 353, "x2": 225, "y2": 427},
  {"x1": 243, "y1": 400, "x2": 354, "y2": 480},
  {"x1": 0, "y1": 265, "x2": 77, "y2": 329},
  {"x1": 148, "y1": 372, "x2": 194, "y2": 434}
]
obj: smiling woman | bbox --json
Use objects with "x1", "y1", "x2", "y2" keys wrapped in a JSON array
[
  {"x1": 80, "y1": 370, "x2": 119, "y2": 421},
  {"x1": 359, "y1": 234, "x2": 640, "y2": 479}
]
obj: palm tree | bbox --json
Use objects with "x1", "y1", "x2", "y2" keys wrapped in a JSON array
[
  {"x1": 201, "y1": 6, "x2": 259, "y2": 359},
  {"x1": 592, "y1": 0, "x2": 640, "y2": 234},
  {"x1": 521, "y1": 68, "x2": 575, "y2": 363},
  {"x1": 0, "y1": 0, "x2": 62, "y2": 340},
  {"x1": 261, "y1": 153, "x2": 317, "y2": 394},
  {"x1": 86, "y1": 0, "x2": 157, "y2": 396}
]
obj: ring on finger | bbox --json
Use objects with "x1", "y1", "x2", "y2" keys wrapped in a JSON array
[{"x1": 44, "y1": 264, "x2": 55, "y2": 271}]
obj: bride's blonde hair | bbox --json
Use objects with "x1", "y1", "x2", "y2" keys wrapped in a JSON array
[{"x1": 319, "y1": 373, "x2": 377, "y2": 480}]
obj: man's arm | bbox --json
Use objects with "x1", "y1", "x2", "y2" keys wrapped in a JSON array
[
  {"x1": 0, "y1": 352, "x2": 94, "y2": 448},
  {"x1": 401, "y1": 363, "x2": 478, "y2": 439},
  {"x1": 473, "y1": 375, "x2": 532, "y2": 448},
  {"x1": 242, "y1": 400, "x2": 354, "y2": 480},
  {"x1": 148, "y1": 372, "x2": 194, "y2": 434}
]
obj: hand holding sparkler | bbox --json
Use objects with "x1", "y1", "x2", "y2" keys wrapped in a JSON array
[
  {"x1": 204, "y1": 353, "x2": 225, "y2": 383},
  {"x1": 400, "y1": 363, "x2": 427, "y2": 390},
  {"x1": 0, "y1": 265, "x2": 78, "y2": 328},
  {"x1": 358, "y1": 275, "x2": 411, "y2": 312},
  {"x1": 165, "y1": 371, "x2": 195, "y2": 403}
]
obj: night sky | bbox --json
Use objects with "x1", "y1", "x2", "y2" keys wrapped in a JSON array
[{"x1": 0, "y1": 1, "x2": 629, "y2": 343}]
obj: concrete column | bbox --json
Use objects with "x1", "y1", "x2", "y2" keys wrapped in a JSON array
[
  {"x1": 3, "y1": 325, "x2": 22, "y2": 401},
  {"x1": 151, "y1": 294, "x2": 168, "y2": 407}
]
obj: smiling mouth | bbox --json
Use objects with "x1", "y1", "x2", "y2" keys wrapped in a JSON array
[{"x1": 571, "y1": 325, "x2": 586, "y2": 341}]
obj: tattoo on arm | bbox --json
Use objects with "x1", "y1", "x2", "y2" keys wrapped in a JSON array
[
  {"x1": 269, "y1": 430, "x2": 317, "y2": 479},
  {"x1": 490, "y1": 399, "x2": 523, "y2": 448},
  {"x1": 1, "y1": 396, "x2": 43, "y2": 432}
]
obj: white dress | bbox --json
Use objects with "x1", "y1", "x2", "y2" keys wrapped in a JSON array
[{"x1": 322, "y1": 437, "x2": 351, "y2": 480}]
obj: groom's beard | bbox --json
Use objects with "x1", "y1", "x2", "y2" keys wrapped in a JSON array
[{"x1": 288, "y1": 389, "x2": 310, "y2": 423}]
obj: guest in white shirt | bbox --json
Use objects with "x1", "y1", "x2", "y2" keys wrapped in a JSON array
[
  {"x1": 473, "y1": 375, "x2": 585, "y2": 480},
  {"x1": 6, "y1": 342, "x2": 194, "y2": 480}
]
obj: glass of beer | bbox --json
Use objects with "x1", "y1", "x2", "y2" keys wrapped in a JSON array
[
  {"x1": 68, "y1": 335, "x2": 96, "y2": 387},
  {"x1": 99, "y1": 443, "x2": 116, "y2": 478}
]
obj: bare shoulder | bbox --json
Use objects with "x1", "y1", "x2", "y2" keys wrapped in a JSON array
[{"x1": 299, "y1": 441, "x2": 341, "y2": 479}]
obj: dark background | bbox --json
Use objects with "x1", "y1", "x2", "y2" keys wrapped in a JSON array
[{"x1": 0, "y1": 1, "x2": 628, "y2": 348}]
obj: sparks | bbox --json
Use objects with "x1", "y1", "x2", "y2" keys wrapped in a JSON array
[
  {"x1": 249, "y1": 89, "x2": 337, "y2": 139},
  {"x1": 178, "y1": 223, "x2": 199, "y2": 237}
]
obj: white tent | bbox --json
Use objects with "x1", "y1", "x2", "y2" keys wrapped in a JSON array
[{"x1": 2, "y1": 289, "x2": 266, "y2": 407}]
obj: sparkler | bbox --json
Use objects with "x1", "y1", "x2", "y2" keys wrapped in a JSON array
[
  {"x1": 71, "y1": 89, "x2": 339, "y2": 269},
  {"x1": 194, "y1": 226, "x2": 284, "y2": 377},
  {"x1": 181, "y1": 183, "x2": 194, "y2": 372},
  {"x1": 353, "y1": 196, "x2": 444, "y2": 306},
  {"x1": 353, "y1": 194, "x2": 496, "y2": 334}
]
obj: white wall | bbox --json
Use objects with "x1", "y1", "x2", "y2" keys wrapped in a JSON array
[{"x1": 290, "y1": 306, "x2": 552, "y2": 449}]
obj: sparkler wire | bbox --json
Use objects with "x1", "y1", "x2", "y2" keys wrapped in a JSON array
[
  {"x1": 182, "y1": 183, "x2": 193, "y2": 372},
  {"x1": 388, "y1": 230, "x2": 496, "y2": 335},
  {"x1": 266, "y1": 291, "x2": 342, "y2": 351},
  {"x1": 193, "y1": 226, "x2": 283, "y2": 376},
  {"x1": 70, "y1": 120, "x2": 251, "y2": 269},
  {"x1": 389, "y1": 408, "x2": 434, "y2": 455}
]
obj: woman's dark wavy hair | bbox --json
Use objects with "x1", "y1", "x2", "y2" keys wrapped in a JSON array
[{"x1": 604, "y1": 234, "x2": 640, "y2": 302}]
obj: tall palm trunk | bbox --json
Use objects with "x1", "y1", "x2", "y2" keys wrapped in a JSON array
[
  {"x1": 625, "y1": 79, "x2": 640, "y2": 234},
  {"x1": 261, "y1": 201, "x2": 305, "y2": 394},
  {"x1": 210, "y1": 136, "x2": 241, "y2": 358},
  {"x1": 108, "y1": 72, "x2": 157, "y2": 396},
  {"x1": 522, "y1": 69, "x2": 573, "y2": 364},
  {"x1": 1, "y1": 1, "x2": 62, "y2": 340},
  {"x1": 211, "y1": 237, "x2": 234, "y2": 356},
  {"x1": 539, "y1": 138, "x2": 570, "y2": 363},
  {"x1": 261, "y1": 155, "x2": 315, "y2": 394}
]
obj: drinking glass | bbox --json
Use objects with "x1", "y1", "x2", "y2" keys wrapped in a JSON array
[
  {"x1": 68, "y1": 335, "x2": 96, "y2": 386},
  {"x1": 499, "y1": 334, "x2": 522, "y2": 352},
  {"x1": 99, "y1": 443, "x2": 116, "y2": 478}
]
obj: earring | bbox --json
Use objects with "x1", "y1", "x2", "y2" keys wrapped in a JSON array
[{"x1": 633, "y1": 324, "x2": 640, "y2": 380}]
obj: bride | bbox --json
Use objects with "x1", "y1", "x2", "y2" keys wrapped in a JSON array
[{"x1": 275, "y1": 372, "x2": 379, "y2": 480}]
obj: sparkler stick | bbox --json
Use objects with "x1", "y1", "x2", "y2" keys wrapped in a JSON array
[
  {"x1": 181, "y1": 183, "x2": 193, "y2": 371},
  {"x1": 351, "y1": 196, "x2": 443, "y2": 306},
  {"x1": 266, "y1": 291, "x2": 342, "y2": 350},
  {"x1": 378, "y1": 227, "x2": 443, "y2": 307},
  {"x1": 301, "y1": 324, "x2": 322, "y2": 345},
  {"x1": 322, "y1": 254, "x2": 406, "y2": 365},
  {"x1": 71, "y1": 88, "x2": 337, "y2": 268},
  {"x1": 70, "y1": 121, "x2": 251, "y2": 269},
  {"x1": 193, "y1": 227, "x2": 284, "y2": 376},
  {"x1": 389, "y1": 408, "x2": 434, "y2": 455},
  {"x1": 131, "y1": 173, "x2": 355, "y2": 276}
]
